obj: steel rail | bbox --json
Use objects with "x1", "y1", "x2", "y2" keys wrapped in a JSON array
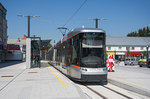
[
  {"x1": 102, "y1": 86, "x2": 132, "y2": 99},
  {"x1": 85, "y1": 85, "x2": 108, "y2": 99},
  {"x1": 83, "y1": 83, "x2": 132, "y2": 99}
]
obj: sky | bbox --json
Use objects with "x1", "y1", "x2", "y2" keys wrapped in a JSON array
[{"x1": 1, "y1": 0, "x2": 150, "y2": 45}]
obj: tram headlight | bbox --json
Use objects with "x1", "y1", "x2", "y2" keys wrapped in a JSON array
[{"x1": 82, "y1": 68, "x2": 87, "y2": 71}]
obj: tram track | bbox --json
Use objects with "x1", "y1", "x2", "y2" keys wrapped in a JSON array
[
  {"x1": 102, "y1": 86, "x2": 132, "y2": 99},
  {"x1": 85, "y1": 85, "x2": 108, "y2": 99},
  {"x1": 81, "y1": 83, "x2": 132, "y2": 99}
]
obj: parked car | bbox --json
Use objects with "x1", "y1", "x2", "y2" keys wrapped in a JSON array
[
  {"x1": 138, "y1": 59, "x2": 150, "y2": 68},
  {"x1": 124, "y1": 58, "x2": 139, "y2": 65}
]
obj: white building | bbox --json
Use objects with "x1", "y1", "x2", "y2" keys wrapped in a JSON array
[
  {"x1": 6, "y1": 38, "x2": 26, "y2": 61},
  {"x1": 106, "y1": 36, "x2": 150, "y2": 60}
]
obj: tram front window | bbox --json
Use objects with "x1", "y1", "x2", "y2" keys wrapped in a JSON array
[
  {"x1": 81, "y1": 48, "x2": 105, "y2": 68},
  {"x1": 80, "y1": 33, "x2": 105, "y2": 68}
]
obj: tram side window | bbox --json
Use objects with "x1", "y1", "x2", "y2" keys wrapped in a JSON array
[
  {"x1": 67, "y1": 39, "x2": 72, "y2": 65},
  {"x1": 57, "y1": 48, "x2": 61, "y2": 63},
  {"x1": 72, "y1": 46, "x2": 77, "y2": 64},
  {"x1": 71, "y1": 36, "x2": 80, "y2": 65},
  {"x1": 64, "y1": 43, "x2": 68, "y2": 65},
  {"x1": 61, "y1": 45, "x2": 67, "y2": 64},
  {"x1": 61, "y1": 46, "x2": 64, "y2": 63},
  {"x1": 59, "y1": 48, "x2": 61, "y2": 63}
]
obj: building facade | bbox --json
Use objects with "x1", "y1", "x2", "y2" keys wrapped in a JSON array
[
  {"x1": 106, "y1": 36, "x2": 150, "y2": 60},
  {"x1": 6, "y1": 38, "x2": 26, "y2": 61},
  {"x1": 0, "y1": 3, "x2": 7, "y2": 62}
]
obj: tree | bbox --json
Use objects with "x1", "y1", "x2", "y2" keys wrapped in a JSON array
[
  {"x1": 41, "y1": 43, "x2": 52, "y2": 52},
  {"x1": 143, "y1": 27, "x2": 146, "y2": 36},
  {"x1": 45, "y1": 43, "x2": 52, "y2": 51},
  {"x1": 146, "y1": 26, "x2": 150, "y2": 36},
  {"x1": 138, "y1": 29, "x2": 143, "y2": 36},
  {"x1": 127, "y1": 26, "x2": 150, "y2": 37}
]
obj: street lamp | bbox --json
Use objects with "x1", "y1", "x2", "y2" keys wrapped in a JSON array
[
  {"x1": 17, "y1": 14, "x2": 40, "y2": 38},
  {"x1": 146, "y1": 45, "x2": 149, "y2": 67},
  {"x1": 88, "y1": 18, "x2": 107, "y2": 28}
]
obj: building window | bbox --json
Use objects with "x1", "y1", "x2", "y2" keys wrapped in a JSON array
[
  {"x1": 130, "y1": 47, "x2": 134, "y2": 50},
  {"x1": 119, "y1": 46, "x2": 122, "y2": 50},
  {"x1": 126, "y1": 47, "x2": 129, "y2": 50},
  {"x1": 140, "y1": 47, "x2": 144, "y2": 50},
  {"x1": 108, "y1": 46, "x2": 111, "y2": 50}
]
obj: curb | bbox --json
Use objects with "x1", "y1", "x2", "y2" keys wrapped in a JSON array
[{"x1": 108, "y1": 78, "x2": 150, "y2": 97}]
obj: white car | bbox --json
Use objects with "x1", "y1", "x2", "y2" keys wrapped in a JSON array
[{"x1": 124, "y1": 58, "x2": 138, "y2": 65}]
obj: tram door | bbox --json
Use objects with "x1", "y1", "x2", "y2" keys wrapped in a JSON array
[{"x1": 31, "y1": 40, "x2": 41, "y2": 68}]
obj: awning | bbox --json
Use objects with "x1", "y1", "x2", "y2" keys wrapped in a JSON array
[
  {"x1": 106, "y1": 52, "x2": 116, "y2": 55},
  {"x1": 125, "y1": 52, "x2": 141, "y2": 55},
  {"x1": 107, "y1": 52, "x2": 141, "y2": 55}
]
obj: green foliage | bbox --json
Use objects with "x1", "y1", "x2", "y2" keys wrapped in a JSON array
[
  {"x1": 46, "y1": 43, "x2": 52, "y2": 51},
  {"x1": 127, "y1": 26, "x2": 150, "y2": 37},
  {"x1": 42, "y1": 43, "x2": 52, "y2": 51}
]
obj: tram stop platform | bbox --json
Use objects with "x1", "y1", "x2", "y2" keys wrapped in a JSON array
[
  {"x1": 108, "y1": 63, "x2": 150, "y2": 98},
  {"x1": 0, "y1": 61, "x2": 88, "y2": 99}
]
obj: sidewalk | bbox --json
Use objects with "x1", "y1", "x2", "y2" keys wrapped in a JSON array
[
  {"x1": 0, "y1": 61, "x2": 88, "y2": 99},
  {"x1": 108, "y1": 64, "x2": 150, "y2": 97},
  {"x1": 0, "y1": 61, "x2": 26, "y2": 91}
]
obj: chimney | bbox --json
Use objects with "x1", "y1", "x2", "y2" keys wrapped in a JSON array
[
  {"x1": 17, "y1": 38, "x2": 20, "y2": 42},
  {"x1": 22, "y1": 35, "x2": 27, "y2": 40}
]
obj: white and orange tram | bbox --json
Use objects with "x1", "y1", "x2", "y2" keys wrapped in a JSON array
[{"x1": 48, "y1": 28, "x2": 107, "y2": 82}]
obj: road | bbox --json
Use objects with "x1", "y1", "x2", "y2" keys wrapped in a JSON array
[{"x1": 115, "y1": 64, "x2": 150, "y2": 75}]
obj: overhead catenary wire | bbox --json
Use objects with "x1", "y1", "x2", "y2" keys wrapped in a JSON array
[{"x1": 63, "y1": 0, "x2": 87, "y2": 27}]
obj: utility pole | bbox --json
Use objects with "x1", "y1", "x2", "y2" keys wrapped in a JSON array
[
  {"x1": 88, "y1": 18, "x2": 107, "y2": 28},
  {"x1": 146, "y1": 45, "x2": 149, "y2": 67},
  {"x1": 18, "y1": 14, "x2": 40, "y2": 38},
  {"x1": 28, "y1": 16, "x2": 30, "y2": 37},
  {"x1": 95, "y1": 18, "x2": 98, "y2": 28}
]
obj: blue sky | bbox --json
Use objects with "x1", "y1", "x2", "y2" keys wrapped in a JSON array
[{"x1": 1, "y1": 0, "x2": 150, "y2": 44}]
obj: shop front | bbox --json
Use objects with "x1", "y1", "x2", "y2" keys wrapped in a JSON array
[{"x1": 106, "y1": 52, "x2": 141, "y2": 61}]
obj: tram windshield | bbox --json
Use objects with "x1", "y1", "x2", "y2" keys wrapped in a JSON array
[{"x1": 80, "y1": 32, "x2": 105, "y2": 68}]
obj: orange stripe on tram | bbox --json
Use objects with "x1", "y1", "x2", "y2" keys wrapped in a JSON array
[{"x1": 70, "y1": 65, "x2": 79, "y2": 69}]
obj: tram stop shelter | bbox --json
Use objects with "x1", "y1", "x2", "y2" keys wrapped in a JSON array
[{"x1": 26, "y1": 37, "x2": 51, "y2": 69}]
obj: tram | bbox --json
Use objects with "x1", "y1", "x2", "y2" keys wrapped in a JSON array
[{"x1": 48, "y1": 28, "x2": 107, "y2": 82}]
